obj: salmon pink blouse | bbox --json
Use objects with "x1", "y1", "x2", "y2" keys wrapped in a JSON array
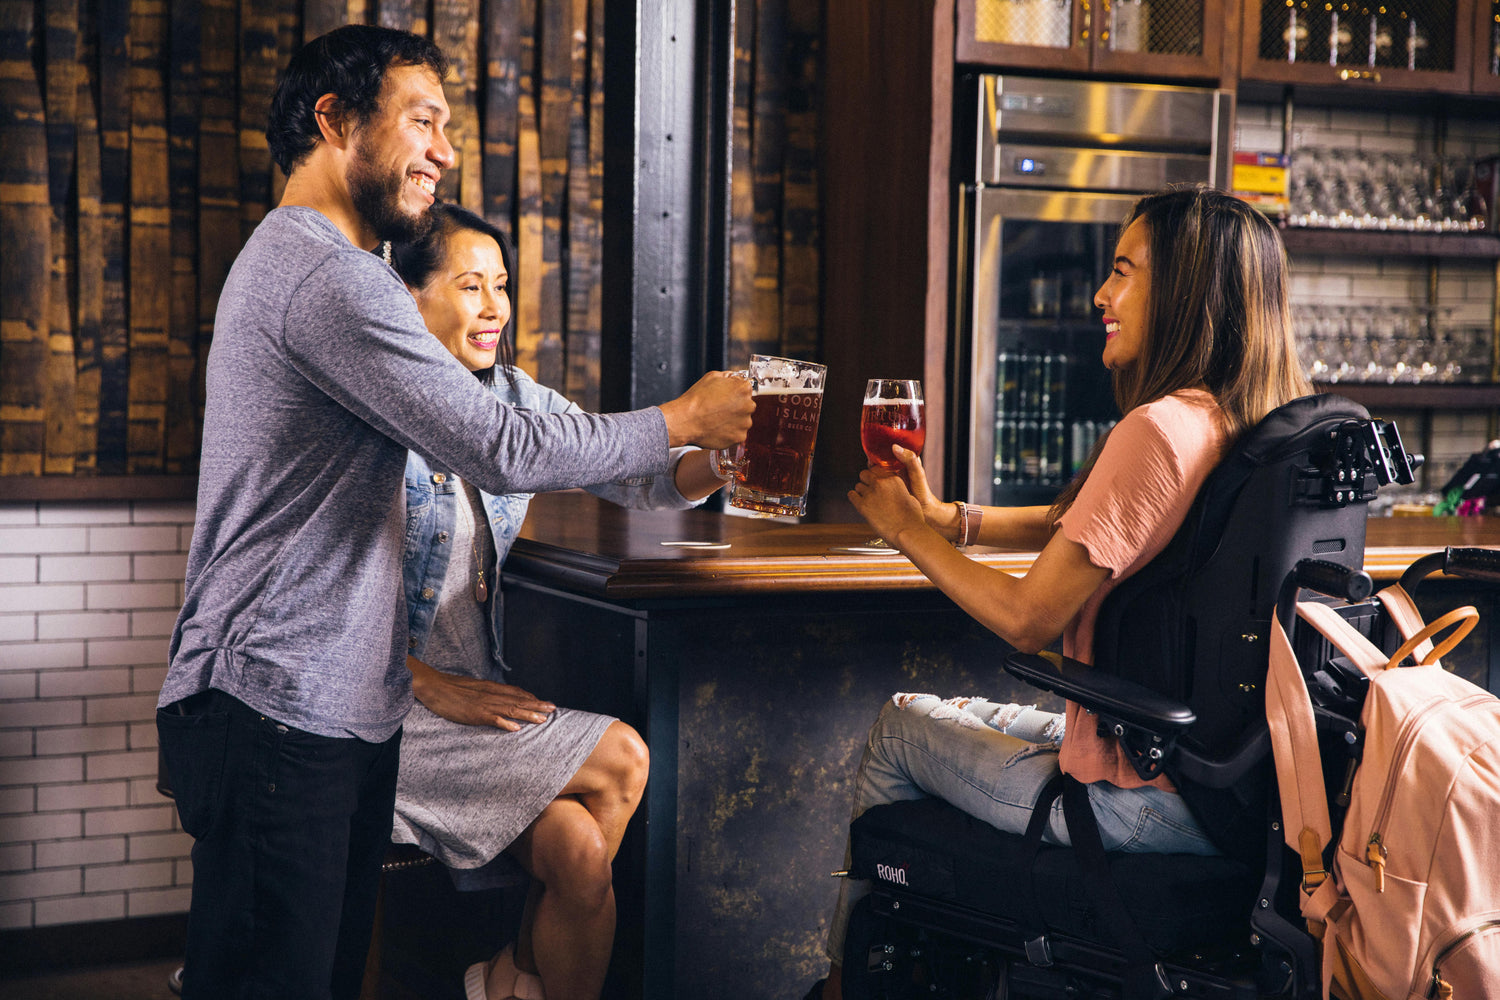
[{"x1": 1054, "y1": 388, "x2": 1229, "y2": 789}]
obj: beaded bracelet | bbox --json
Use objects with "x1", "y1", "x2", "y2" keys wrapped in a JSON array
[{"x1": 954, "y1": 501, "x2": 983, "y2": 548}]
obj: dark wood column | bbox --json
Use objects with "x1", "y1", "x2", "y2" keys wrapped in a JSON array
[{"x1": 817, "y1": 0, "x2": 956, "y2": 504}]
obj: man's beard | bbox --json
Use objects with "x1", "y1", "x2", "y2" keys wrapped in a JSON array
[{"x1": 348, "y1": 144, "x2": 433, "y2": 246}]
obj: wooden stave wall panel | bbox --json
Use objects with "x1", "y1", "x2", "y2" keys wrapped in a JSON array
[
  {"x1": 126, "y1": 0, "x2": 171, "y2": 474},
  {"x1": 728, "y1": 0, "x2": 823, "y2": 370},
  {"x1": 237, "y1": 1, "x2": 277, "y2": 246},
  {"x1": 563, "y1": 0, "x2": 597, "y2": 411},
  {"x1": 751, "y1": 0, "x2": 787, "y2": 363},
  {"x1": 303, "y1": 0, "x2": 353, "y2": 42},
  {"x1": 433, "y1": 0, "x2": 483, "y2": 213},
  {"x1": 513, "y1": 0, "x2": 544, "y2": 383},
  {"x1": 74, "y1": 15, "x2": 104, "y2": 476},
  {"x1": 0, "y1": 0, "x2": 50, "y2": 476},
  {"x1": 167, "y1": 0, "x2": 202, "y2": 473},
  {"x1": 95, "y1": 0, "x2": 132, "y2": 476},
  {"x1": 534, "y1": 0, "x2": 570, "y2": 391},
  {"x1": 481, "y1": 0, "x2": 519, "y2": 226},
  {"x1": 377, "y1": 0, "x2": 422, "y2": 35},
  {"x1": 582, "y1": 0, "x2": 604, "y2": 408},
  {"x1": 198, "y1": 0, "x2": 239, "y2": 464},
  {"x1": 44, "y1": 0, "x2": 82, "y2": 475},
  {"x1": 780, "y1": 0, "x2": 820, "y2": 364},
  {"x1": 0, "y1": 0, "x2": 817, "y2": 484},
  {"x1": 729, "y1": 0, "x2": 759, "y2": 369}
]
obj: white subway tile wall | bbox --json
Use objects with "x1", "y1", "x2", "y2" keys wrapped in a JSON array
[
  {"x1": 1237, "y1": 102, "x2": 1500, "y2": 489},
  {"x1": 0, "y1": 500, "x2": 192, "y2": 930}
]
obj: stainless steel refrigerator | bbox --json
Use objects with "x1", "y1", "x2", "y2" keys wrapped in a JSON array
[{"x1": 953, "y1": 75, "x2": 1234, "y2": 506}]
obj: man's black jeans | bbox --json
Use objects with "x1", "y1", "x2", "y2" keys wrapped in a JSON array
[{"x1": 158, "y1": 689, "x2": 401, "y2": 1000}]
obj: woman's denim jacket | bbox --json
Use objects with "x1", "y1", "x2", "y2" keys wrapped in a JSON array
[{"x1": 403, "y1": 367, "x2": 701, "y2": 675}]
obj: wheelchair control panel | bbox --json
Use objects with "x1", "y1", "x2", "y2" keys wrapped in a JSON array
[{"x1": 1294, "y1": 418, "x2": 1420, "y2": 508}]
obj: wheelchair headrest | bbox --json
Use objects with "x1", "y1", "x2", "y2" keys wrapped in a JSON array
[{"x1": 1225, "y1": 393, "x2": 1369, "y2": 468}]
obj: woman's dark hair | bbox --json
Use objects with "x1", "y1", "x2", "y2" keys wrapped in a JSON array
[
  {"x1": 389, "y1": 202, "x2": 517, "y2": 384},
  {"x1": 1049, "y1": 185, "x2": 1311, "y2": 521},
  {"x1": 267, "y1": 25, "x2": 450, "y2": 175}
]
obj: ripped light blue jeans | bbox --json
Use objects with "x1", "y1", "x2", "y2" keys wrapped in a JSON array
[{"x1": 825, "y1": 693, "x2": 1220, "y2": 965}]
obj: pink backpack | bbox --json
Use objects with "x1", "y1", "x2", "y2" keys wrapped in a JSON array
[{"x1": 1267, "y1": 581, "x2": 1500, "y2": 999}]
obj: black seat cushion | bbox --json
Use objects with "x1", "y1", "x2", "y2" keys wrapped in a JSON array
[{"x1": 849, "y1": 798, "x2": 1258, "y2": 955}]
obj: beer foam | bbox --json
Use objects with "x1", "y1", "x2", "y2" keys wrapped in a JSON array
[
  {"x1": 755, "y1": 358, "x2": 800, "y2": 384},
  {"x1": 755, "y1": 385, "x2": 823, "y2": 396},
  {"x1": 753, "y1": 357, "x2": 824, "y2": 390},
  {"x1": 863, "y1": 394, "x2": 921, "y2": 405}
]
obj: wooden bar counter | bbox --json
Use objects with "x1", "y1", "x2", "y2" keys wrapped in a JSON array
[
  {"x1": 506, "y1": 491, "x2": 1500, "y2": 594},
  {"x1": 488, "y1": 494, "x2": 1500, "y2": 1000}
]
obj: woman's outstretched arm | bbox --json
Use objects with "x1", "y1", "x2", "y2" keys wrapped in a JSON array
[{"x1": 849, "y1": 465, "x2": 1106, "y2": 654}]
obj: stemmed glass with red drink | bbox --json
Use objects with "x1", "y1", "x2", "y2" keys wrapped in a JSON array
[{"x1": 861, "y1": 379, "x2": 925, "y2": 469}]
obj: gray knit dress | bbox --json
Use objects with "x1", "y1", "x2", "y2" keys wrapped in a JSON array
[{"x1": 391, "y1": 480, "x2": 613, "y2": 887}]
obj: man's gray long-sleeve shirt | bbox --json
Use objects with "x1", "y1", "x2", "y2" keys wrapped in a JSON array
[{"x1": 158, "y1": 207, "x2": 668, "y2": 740}]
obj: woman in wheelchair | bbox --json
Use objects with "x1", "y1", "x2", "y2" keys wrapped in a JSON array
[{"x1": 812, "y1": 185, "x2": 1312, "y2": 1000}]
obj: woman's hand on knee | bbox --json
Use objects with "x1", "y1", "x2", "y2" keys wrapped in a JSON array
[{"x1": 408, "y1": 657, "x2": 555, "y2": 730}]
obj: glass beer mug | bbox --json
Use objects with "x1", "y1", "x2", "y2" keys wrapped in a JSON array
[{"x1": 712, "y1": 355, "x2": 827, "y2": 517}]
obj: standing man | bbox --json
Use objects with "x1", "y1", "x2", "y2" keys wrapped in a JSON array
[{"x1": 155, "y1": 25, "x2": 751, "y2": 1000}]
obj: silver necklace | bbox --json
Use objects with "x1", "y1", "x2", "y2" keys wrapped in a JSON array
[
  {"x1": 470, "y1": 529, "x2": 487, "y2": 602},
  {"x1": 466, "y1": 485, "x2": 488, "y2": 602}
]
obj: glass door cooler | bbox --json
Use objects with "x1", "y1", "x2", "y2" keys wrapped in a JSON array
[{"x1": 953, "y1": 75, "x2": 1233, "y2": 506}]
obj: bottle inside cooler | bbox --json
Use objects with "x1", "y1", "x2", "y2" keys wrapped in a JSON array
[
  {"x1": 988, "y1": 219, "x2": 1121, "y2": 505},
  {"x1": 993, "y1": 347, "x2": 1116, "y2": 495}
]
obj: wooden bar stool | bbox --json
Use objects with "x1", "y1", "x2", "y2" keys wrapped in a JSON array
[{"x1": 359, "y1": 843, "x2": 436, "y2": 999}]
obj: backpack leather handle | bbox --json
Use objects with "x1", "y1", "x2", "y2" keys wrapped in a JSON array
[{"x1": 1385, "y1": 605, "x2": 1479, "y2": 668}]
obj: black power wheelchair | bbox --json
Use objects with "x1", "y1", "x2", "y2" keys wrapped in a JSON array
[{"x1": 837, "y1": 393, "x2": 1440, "y2": 1000}]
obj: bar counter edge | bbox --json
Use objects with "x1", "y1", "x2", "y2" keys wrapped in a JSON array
[{"x1": 507, "y1": 491, "x2": 1500, "y2": 596}]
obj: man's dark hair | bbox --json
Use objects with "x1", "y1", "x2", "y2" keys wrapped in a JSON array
[{"x1": 266, "y1": 25, "x2": 449, "y2": 175}]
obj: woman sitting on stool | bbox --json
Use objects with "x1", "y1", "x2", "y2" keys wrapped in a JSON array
[{"x1": 389, "y1": 203, "x2": 740, "y2": 1000}]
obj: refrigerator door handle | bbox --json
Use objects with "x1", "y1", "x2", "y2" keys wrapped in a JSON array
[{"x1": 966, "y1": 187, "x2": 1007, "y2": 505}]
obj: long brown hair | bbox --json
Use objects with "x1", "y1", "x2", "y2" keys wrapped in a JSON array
[{"x1": 1048, "y1": 185, "x2": 1310, "y2": 521}]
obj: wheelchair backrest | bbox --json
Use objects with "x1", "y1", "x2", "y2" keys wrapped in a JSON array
[
  {"x1": 1090, "y1": 393, "x2": 1383, "y2": 763},
  {"x1": 1086, "y1": 393, "x2": 1414, "y2": 862}
]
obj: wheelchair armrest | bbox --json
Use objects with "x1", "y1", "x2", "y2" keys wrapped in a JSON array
[
  {"x1": 1172, "y1": 723, "x2": 1271, "y2": 789},
  {"x1": 1003, "y1": 651, "x2": 1196, "y2": 735}
]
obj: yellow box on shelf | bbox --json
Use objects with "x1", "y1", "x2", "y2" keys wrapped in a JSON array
[{"x1": 1233, "y1": 151, "x2": 1290, "y2": 216}]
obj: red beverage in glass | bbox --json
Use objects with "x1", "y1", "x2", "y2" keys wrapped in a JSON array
[{"x1": 861, "y1": 401, "x2": 926, "y2": 468}]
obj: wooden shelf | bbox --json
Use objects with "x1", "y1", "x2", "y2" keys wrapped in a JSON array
[
  {"x1": 0, "y1": 476, "x2": 198, "y2": 503},
  {"x1": 1281, "y1": 228, "x2": 1500, "y2": 260},
  {"x1": 1318, "y1": 383, "x2": 1500, "y2": 409}
]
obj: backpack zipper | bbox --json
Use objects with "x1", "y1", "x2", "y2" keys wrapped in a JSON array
[
  {"x1": 1364, "y1": 691, "x2": 1492, "y2": 892},
  {"x1": 1428, "y1": 919, "x2": 1500, "y2": 998},
  {"x1": 1365, "y1": 834, "x2": 1387, "y2": 892}
]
